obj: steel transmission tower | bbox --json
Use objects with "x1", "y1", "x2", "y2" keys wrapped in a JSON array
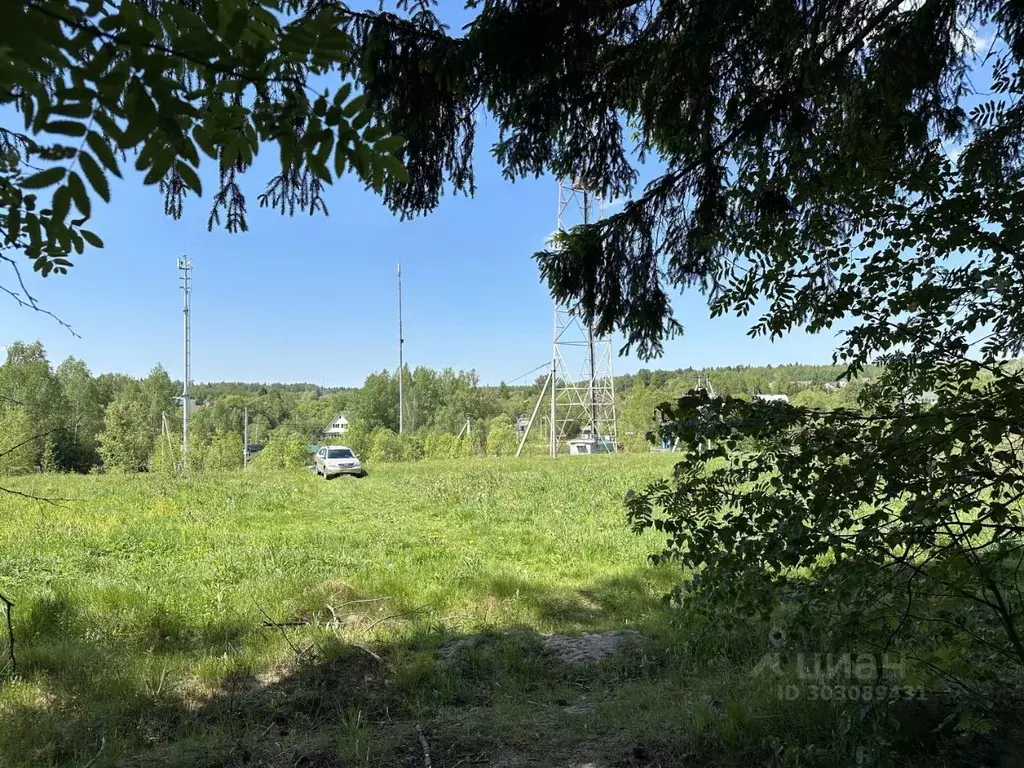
[
  {"x1": 178, "y1": 256, "x2": 192, "y2": 465},
  {"x1": 546, "y1": 180, "x2": 617, "y2": 455}
]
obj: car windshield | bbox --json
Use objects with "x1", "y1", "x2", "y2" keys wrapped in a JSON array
[{"x1": 326, "y1": 449, "x2": 353, "y2": 459}]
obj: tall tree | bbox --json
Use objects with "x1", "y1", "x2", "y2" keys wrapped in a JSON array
[
  {"x1": 56, "y1": 355, "x2": 103, "y2": 470},
  {"x1": 141, "y1": 365, "x2": 178, "y2": 437},
  {"x1": 0, "y1": 342, "x2": 69, "y2": 467},
  {"x1": 0, "y1": 408, "x2": 36, "y2": 476},
  {"x1": 348, "y1": 371, "x2": 399, "y2": 432},
  {"x1": 97, "y1": 380, "x2": 154, "y2": 472}
]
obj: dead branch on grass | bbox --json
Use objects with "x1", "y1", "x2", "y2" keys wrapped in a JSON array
[
  {"x1": 259, "y1": 596, "x2": 391, "y2": 628},
  {"x1": 416, "y1": 724, "x2": 432, "y2": 768},
  {"x1": 252, "y1": 599, "x2": 311, "y2": 661},
  {"x1": 350, "y1": 642, "x2": 385, "y2": 665},
  {"x1": 359, "y1": 604, "x2": 433, "y2": 636}
]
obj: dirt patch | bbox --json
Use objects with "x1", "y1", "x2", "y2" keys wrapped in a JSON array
[
  {"x1": 439, "y1": 630, "x2": 643, "y2": 663},
  {"x1": 540, "y1": 630, "x2": 643, "y2": 662}
]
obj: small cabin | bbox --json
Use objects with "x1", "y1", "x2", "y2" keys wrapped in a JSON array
[
  {"x1": 324, "y1": 412, "x2": 349, "y2": 436},
  {"x1": 568, "y1": 438, "x2": 617, "y2": 455}
]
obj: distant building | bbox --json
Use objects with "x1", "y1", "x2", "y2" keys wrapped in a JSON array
[
  {"x1": 753, "y1": 393, "x2": 790, "y2": 404},
  {"x1": 568, "y1": 438, "x2": 617, "y2": 455},
  {"x1": 823, "y1": 381, "x2": 849, "y2": 392},
  {"x1": 324, "y1": 412, "x2": 350, "y2": 436},
  {"x1": 911, "y1": 392, "x2": 938, "y2": 406}
]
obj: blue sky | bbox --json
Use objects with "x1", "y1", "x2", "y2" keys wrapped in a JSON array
[
  {"x1": 0, "y1": 11, "x2": 858, "y2": 388},
  {"x1": 0, "y1": 133, "x2": 840, "y2": 387}
]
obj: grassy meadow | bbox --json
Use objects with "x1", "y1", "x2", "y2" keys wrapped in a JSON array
[{"x1": 0, "y1": 455, "x2": 866, "y2": 767}]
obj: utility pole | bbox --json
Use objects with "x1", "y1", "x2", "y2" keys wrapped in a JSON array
[
  {"x1": 178, "y1": 256, "x2": 192, "y2": 466},
  {"x1": 243, "y1": 406, "x2": 249, "y2": 468},
  {"x1": 398, "y1": 261, "x2": 404, "y2": 434}
]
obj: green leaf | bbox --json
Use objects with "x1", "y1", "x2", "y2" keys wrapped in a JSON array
[
  {"x1": 44, "y1": 120, "x2": 87, "y2": 137},
  {"x1": 143, "y1": 146, "x2": 175, "y2": 184},
  {"x1": 333, "y1": 140, "x2": 347, "y2": 177},
  {"x1": 363, "y1": 125, "x2": 387, "y2": 143},
  {"x1": 67, "y1": 172, "x2": 91, "y2": 217},
  {"x1": 374, "y1": 135, "x2": 406, "y2": 154},
  {"x1": 52, "y1": 102, "x2": 93, "y2": 119},
  {"x1": 81, "y1": 230, "x2": 104, "y2": 248},
  {"x1": 86, "y1": 132, "x2": 121, "y2": 176},
  {"x1": 351, "y1": 110, "x2": 372, "y2": 132},
  {"x1": 334, "y1": 83, "x2": 352, "y2": 105},
  {"x1": 202, "y1": 0, "x2": 220, "y2": 30},
  {"x1": 193, "y1": 125, "x2": 218, "y2": 159},
  {"x1": 22, "y1": 167, "x2": 67, "y2": 190},
  {"x1": 123, "y1": 79, "x2": 157, "y2": 145},
  {"x1": 379, "y1": 154, "x2": 410, "y2": 184},
  {"x1": 352, "y1": 142, "x2": 370, "y2": 178},
  {"x1": 224, "y1": 7, "x2": 248, "y2": 44},
  {"x1": 343, "y1": 94, "x2": 369, "y2": 118},
  {"x1": 52, "y1": 185, "x2": 71, "y2": 223},
  {"x1": 79, "y1": 153, "x2": 110, "y2": 202},
  {"x1": 175, "y1": 162, "x2": 203, "y2": 195}
]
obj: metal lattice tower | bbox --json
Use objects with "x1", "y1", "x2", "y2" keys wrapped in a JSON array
[
  {"x1": 178, "y1": 256, "x2": 192, "y2": 464},
  {"x1": 548, "y1": 179, "x2": 618, "y2": 455}
]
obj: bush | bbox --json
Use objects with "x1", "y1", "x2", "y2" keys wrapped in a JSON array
[
  {"x1": 424, "y1": 432, "x2": 458, "y2": 460},
  {"x1": 486, "y1": 416, "x2": 518, "y2": 457},
  {"x1": 255, "y1": 430, "x2": 310, "y2": 469},
  {"x1": 98, "y1": 385, "x2": 154, "y2": 473},
  {"x1": 149, "y1": 433, "x2": 181, "y2": 474},
  {"x1": 204, "y1": 429, "x2": 242, "y2": 471},
  {"x1": 342, "y1": 418, "x2": 371, "y2": 458},
  {"x1": 0, "y1": 407, "x2": 35, "y2": 476},
  {"x1": 399, "y1": 432, "x2": 425, "y2": 462},
  {"x1": 369, "y1": 428, "x2": 402, "y2": 463}
]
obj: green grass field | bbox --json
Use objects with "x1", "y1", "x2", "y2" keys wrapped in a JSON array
[{"x1": 0, "y1": 456, "x2": 852, "y2": 767}]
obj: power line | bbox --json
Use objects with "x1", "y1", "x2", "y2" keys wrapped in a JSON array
[{"x1": 504, "y1": 362, "x2": 550, "y2": 386}]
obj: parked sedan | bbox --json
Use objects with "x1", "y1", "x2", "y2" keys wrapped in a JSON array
[{"x1": 314, "y1": 446, "x2": 366, "y2": 478}]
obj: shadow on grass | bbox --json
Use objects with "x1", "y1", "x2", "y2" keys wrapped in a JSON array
[
  {"x1": 0, "y1": 571, "x2": 722, "y2": 768},
  {"x1": 0, "y1": 571, "x2": 973, "y2": 768}
]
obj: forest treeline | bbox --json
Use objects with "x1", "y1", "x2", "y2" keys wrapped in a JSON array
[{"x1": 0, "y1": 340, "x2": 871, "y2": 474}]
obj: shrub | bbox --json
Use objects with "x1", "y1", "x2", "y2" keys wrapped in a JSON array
[
  {"x1": 255, "y1": 430, "x2": 310, "y2": 470},
  {"x1": 204, "y1": 429, "x2": 242, "y2": 471},
  {"x1": 149, "y1": 433, "x2": 181, "y2": 474},
  {"x1": 486, "y1": 417, "x2": 518, "y2": 457},
  {"x1": 424, "y1": 432, "x2": 458, "y2": 460},
  {"x1": 369, "y1": 428, "x2": 402, "y2": 463},
  {"x1": 0, "y1": 408, "x2": 35, "y2": 476},
  {"x1": 399, "y1": 432, "x2": 425, "y2": 462}
]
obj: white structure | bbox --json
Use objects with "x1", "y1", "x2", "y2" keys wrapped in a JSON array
[
  {"x1": 568, "y1": 438, "x2": 616, "y2": 455},
  {"x1": 324, "y1": 412, "x2": 349, "y2": 436},
  {"x1": 753, "y1": 393, "x2": 790, "y2": 404}
]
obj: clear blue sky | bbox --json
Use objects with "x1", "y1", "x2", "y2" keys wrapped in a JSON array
[{"x1": 0, "y1": 11, "x2": 856, "y2": 387}]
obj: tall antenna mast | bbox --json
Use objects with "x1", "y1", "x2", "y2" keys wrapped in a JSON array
[
  {"x1": 178, "y1": 255, "x2": 193, "y2": 465},
  {"x1": 397, "y1": 261, "x2": 404, "y2": 434}
]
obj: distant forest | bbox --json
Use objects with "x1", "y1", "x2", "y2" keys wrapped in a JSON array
[{"x1": 0, "y1": 341, "x2": 876, "y2": 474}]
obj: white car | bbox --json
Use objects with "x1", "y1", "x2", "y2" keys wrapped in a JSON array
[{"x1": 314, "y1": 445, "x2": 365, "y2": 478}]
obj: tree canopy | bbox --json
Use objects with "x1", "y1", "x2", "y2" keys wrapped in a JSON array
[{"x1": 1, "y1": 0, "x2": 411, "y2": 310}]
